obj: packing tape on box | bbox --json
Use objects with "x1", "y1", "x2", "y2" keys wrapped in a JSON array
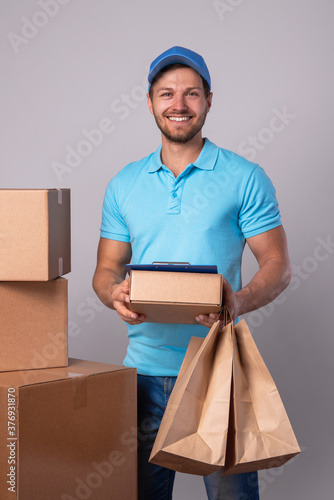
[
  {"x1": 57, "y1": 188, "x2": 63, "y2": 205},
  {"x1": 71, "y1": 376, "x2": 88, "y2": 410}
]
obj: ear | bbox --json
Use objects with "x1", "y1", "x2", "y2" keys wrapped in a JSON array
[
  {"x1": 147, "y1": 93, "x2": 154, "y2": 115},
  {"x1": 207, "y1": 92, "x2": 213, "y2": 112}
]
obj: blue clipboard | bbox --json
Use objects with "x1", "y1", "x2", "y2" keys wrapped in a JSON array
[{"x1": 125, "y1": 262, "x2": 218, "y2": 274}]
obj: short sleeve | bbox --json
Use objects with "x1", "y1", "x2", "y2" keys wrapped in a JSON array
[
  {"x1": 239, "y1": 165, "x2": 281, "y2": 238},
  {"x1": 100, "y1": 177, "x2": 130, "y2": 242}
]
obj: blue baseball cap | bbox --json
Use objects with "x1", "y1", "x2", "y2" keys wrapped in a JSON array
[{"x1": 148, "y1": 46, "x2": 211, "y2": 90}]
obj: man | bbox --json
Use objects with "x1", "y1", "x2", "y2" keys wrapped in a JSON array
[{"x1": 93, "y1": 46, "x2": 291, "y2": 500}]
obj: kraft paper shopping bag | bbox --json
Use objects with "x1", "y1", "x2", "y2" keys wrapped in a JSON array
[
  {"x1": 221, "y1": 319, "x2": 301, "y2": 475},
  {"x1": 149, "y1": 316, "x2": 300, "y2": 476}
]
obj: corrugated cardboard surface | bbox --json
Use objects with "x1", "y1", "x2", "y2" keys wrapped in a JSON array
[
  {"x1": 0, "y1": 359, "x2": 137, "y2": 500},
  {"x1": 0, "y1": 189, "x2": 71, "y2": 280},
  {"x1": 0, "y1": 278, "x2": 68, "y2": 372},
  {"x1": 129, "y1": 271, "x2": 222, "y2": 323}
]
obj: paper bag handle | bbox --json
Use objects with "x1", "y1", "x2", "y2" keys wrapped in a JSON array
[{"x1": 220, "y1": 306, "x2": 233, "y2": 327}]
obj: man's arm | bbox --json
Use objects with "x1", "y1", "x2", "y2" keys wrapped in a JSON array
[
  {"x1": 196, "y1": 225, "x2": 291, "y2": 326},
  {"x1": 92, "y1": 237, "x2": 145, "y2": 325}
]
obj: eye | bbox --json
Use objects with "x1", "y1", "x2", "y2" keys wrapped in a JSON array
[
  {"x1": 159, "y1": 92, "x2": 172, "y2": 97},
  {"x1": 187, "y1": 91, "x2": 199, "y2": 97}
]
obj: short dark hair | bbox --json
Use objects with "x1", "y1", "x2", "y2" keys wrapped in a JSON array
[{"x1": 149, "y1": 63, "x2": 211, "y2": 99}]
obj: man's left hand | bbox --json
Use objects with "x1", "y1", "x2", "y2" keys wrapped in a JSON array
[{"x1": 195, "y1": 278, "x2": 238, "y2": 328}]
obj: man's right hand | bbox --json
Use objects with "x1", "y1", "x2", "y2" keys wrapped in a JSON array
[
  {"x1": 110, "y1": 277, "x2": 146, "y2": 325},
  {"x1": 93, "y1": 238, "x2": 146, "y2": 325}
]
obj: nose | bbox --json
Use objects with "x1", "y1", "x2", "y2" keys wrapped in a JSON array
[{"x1": 171, "y1": 92, "x2": 187, "y2": 112}]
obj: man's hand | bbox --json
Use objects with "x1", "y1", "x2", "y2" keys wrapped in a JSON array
[
  {"x1": 195, "y1": 278, "x2": 237, "y2": 328},
  {"x1": 93, "y1": 238, "x2": 146, "y2": 326},
  {"x1": 195, "y1": 226, "x2": 291, "y2": 329},
  {"x1": 110, "y1": 277, "x2": 146, "y2": 325}
]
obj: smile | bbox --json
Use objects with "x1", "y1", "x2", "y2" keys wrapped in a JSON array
[{"x1": 167, "y1": 117, "x2": 191, "y2": 122}]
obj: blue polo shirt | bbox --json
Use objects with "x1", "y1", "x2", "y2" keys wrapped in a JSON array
[{"x1": 101, "y1": 138, "x2": 281, "y2": 376}]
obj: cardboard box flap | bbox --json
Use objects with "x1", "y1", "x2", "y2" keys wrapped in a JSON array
[{"x1": 0, "y1": 359, "x2": 131, "y2": 389}]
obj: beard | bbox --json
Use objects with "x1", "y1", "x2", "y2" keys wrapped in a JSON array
[{"x1": 153, "y1": 111, "x2": 208, "y2": 144}]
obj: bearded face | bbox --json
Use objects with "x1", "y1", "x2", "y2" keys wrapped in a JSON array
[{"x1": 148, "y1": 66, "x2": 212, "y2": 144}]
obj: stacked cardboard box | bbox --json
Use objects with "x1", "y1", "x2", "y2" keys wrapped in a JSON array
[
  {"x1": 0, "y1": 359, "x2": 137, "y2": 500},
  {"x1": 0, "y1": 189, "x2": 70, "y2": 372},
  {"x1": 0, "y1": 189, "x2": 137, "y2": 499}
]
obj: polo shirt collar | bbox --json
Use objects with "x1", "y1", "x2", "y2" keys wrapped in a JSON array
[
  {"x1": 148, "y1": 145, "x2": 163, "y2": 173},
  {"x1": 193, "y1": 138, "x2": 219, "y2": 171},
  {"x1": 148, "y1": 138, "x2": 219, "y2": 173}
]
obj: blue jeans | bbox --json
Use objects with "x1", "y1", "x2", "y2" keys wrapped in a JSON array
[{"x1": 137, "y1": 375, "x2": 259, "y2": 500}]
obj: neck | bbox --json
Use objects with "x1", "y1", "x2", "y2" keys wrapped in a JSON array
[{"x1": 160, "y1": 134, "x2": 205, "y2": 177}]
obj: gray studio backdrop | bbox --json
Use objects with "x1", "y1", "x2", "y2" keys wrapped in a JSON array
[{"x1": 1, "y1": 0, "x2": 333, "y2": 499}]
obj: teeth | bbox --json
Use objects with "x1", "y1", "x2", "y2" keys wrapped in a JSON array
[{"x1": 168, "y1": 117, "x2": 190, "y2": 122}]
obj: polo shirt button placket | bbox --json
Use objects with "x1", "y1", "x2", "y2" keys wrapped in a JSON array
[{"x1": 167, "y1": 179, "x2": 184, "y2": 214}]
